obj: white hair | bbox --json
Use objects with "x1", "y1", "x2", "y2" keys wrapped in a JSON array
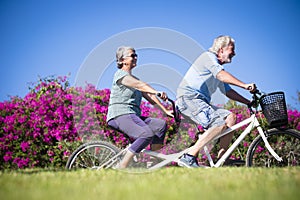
[
  {"x1": 116, "y1": 46, "x2": 135, "y2": 68},
  {"x1": 209, "y1": 36, "x2": 235, "y2": 55}
]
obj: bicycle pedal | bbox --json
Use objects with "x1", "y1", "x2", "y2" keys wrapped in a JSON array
[{"x1": 146, "y1": 162, "x2": 153, "y2": 168}]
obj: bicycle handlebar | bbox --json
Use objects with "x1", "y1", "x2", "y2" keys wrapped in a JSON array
[
  {"x1": 157, "y1": 93, "x2": 180, "y2": 123},
  {"x1": 247, "y1": 88, "x2": 264, "y2": 114}
]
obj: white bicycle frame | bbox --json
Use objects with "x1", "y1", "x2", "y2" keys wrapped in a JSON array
[
  {"x1": 99, "y1": 113, "x2": 283, "y2": 170},
  {"x1": 143, "y1": 113, "x2": 282, "y2": 170}
]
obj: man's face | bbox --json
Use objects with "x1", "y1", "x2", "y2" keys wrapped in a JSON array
[{"x1": 218, "y1": 43, "x2": 236, "y2": 64}]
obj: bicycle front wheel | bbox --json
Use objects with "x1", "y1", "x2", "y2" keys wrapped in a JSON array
[
  {"x1": 246, "y1": 129, "x2": 300, "y2": 167},
  {"x1": 66, "y1": 141, "x2": 121, "y2": 170}
]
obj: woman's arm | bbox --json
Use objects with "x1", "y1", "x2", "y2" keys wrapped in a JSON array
[
  {"x1": 120, "y1": 75, "x2": 173, "y2": 116},
  {"x1": 142, "y1": 92, "x2": 174, "y2": 117},
  {"x1": 120, "y1": 75, "x2": 158, "y2": 94}
]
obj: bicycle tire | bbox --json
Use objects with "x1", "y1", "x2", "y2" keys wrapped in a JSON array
[
  {"x1": 246, "y1": 129, "x2": 300, "y2": 167},
  {"x1": 66, "y1": 141, "x2": 121, "y2": 170}
]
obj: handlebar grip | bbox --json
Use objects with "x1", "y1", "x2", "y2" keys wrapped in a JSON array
[{"x1": 247, "y1": 84, "x2": 257, "y2": 92}]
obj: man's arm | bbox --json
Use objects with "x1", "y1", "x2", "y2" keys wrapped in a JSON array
[
  {"x1": 216, "y1": 70, "x2": 251, "y2": 90},
  {"x1": 226, "y1": 89, "x2": 251, "y2": 105}
]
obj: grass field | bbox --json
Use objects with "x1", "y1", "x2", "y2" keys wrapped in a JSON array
[{"x1": 1, "y1": 167, "x2": 300, "y2": 200}]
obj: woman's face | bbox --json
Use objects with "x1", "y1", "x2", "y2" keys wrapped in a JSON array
[{"x1": 122, "y1": 50, "x2": 138, "y2": 68}]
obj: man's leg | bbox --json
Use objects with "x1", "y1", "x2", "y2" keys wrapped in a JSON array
[
  {"x1": 178, "y1": 124, "x2": 227, "y2": 168},
  {"x1": 188, "y1": 124, "x2": 227, "y2": 156},
  {"x1": 177, "y1": 97, "x2": 232, "y2": 167},
  {"x1": 217, "y1": 113, "x2": 236, "y2": 158}
]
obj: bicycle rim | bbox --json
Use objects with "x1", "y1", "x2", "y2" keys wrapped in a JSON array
[
  {"x1": 66, "y1": 141, "x2": 121, "y2": 170},
  {"x1": 246, "y1": 129, "x2": 300, "y2": 167}
]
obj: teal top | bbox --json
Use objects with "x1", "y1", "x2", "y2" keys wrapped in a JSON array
[{"x1": 107, "y1": 69, "x2": 142, "y2": 121}]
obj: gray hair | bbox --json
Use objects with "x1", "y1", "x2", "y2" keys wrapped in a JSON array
[
  {"x1": 116, "y1": 46, "x2": 135, "y2": 68},
  {"x1": 209, "y1": 36, "x2": 235, "y2": 55}
]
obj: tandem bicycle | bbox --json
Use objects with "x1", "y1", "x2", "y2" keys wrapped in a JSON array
[{"x1": 66, "y1": 89, "x2": 300, "y2": 170}]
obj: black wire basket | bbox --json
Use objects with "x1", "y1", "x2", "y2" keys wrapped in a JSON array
[{"x1": 259, "y1": 91, "x2": 288, "y2": 128}]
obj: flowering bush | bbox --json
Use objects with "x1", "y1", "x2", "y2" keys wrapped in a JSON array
[
  {"x1": 0, "y1": 76, "x2": 111, "y2": 169},
  {"x1": 0, "y1": 76, "x2": 299, "y2": 169}
]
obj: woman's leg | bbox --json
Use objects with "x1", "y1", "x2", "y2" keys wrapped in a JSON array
[
  {"x1": 143, "y1": 117, "x2": 167, "y2": 151},
  {"x1": 108, "y1": 114, "x2": 156, "y2": 168}
]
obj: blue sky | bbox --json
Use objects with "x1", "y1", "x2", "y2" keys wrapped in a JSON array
[{"x1": 1, "y1": 0, "x2": 300, "y2": 109}]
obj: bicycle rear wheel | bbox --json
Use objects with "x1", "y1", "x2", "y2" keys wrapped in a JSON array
[
  {"x1": 246, "y1": 129, "x2": 300, "y2": 167},
  {"x1": 66, "y1": 141, "x2": 121, "y2": 170}
]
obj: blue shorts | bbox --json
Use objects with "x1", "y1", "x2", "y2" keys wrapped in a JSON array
[{"x1": 176, "y1": 95, "x2": 231, "y2": 129}]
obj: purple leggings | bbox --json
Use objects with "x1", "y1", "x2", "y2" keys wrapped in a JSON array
[{"x1": 108, "y1": 114, "x2": 167, "y2": 154}]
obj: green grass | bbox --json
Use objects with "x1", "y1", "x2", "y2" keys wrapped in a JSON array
[{"x1": 1, "y1": 167, "x2": 300, "y2": 200}]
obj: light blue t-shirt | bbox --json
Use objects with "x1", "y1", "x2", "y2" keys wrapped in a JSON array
[
  {"x1": 176, "y1": 51, "x2": 232, "y2": 103},
  {"x1": 107, "y1": 69, "x2": 142, "y2": 121}
]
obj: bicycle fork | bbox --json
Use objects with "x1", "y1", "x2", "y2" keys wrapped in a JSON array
[{"x1": 255, "y1": 118, "x2": 283, "y2": 162}]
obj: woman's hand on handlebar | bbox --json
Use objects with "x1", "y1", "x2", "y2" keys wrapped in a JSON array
[
  {"x1": 165, "y1": 109, "x2": 174, "y2": 118},
  {"x1": 157, "y1": 91, "x2": 168, "y2": 101},
  {"x1": 156, "y1": 92, "x2": 174, "y2": 118}
]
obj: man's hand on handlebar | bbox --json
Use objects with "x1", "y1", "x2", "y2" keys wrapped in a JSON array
[{"x1": 245, "y1": 83, "x2": 257, "y2": 93}]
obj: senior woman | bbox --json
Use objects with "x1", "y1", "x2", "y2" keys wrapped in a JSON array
[{"x1": 107, "y1": 46, "x2": 173, "y2": 168}]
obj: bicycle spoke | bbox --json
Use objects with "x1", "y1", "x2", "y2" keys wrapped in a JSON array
[
  {"x1": 66, "y1": 141, "x2": 121, "y2": 170},
  {"x1": 247, "y1": 129, "x2": 300, "y2": 167}
]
